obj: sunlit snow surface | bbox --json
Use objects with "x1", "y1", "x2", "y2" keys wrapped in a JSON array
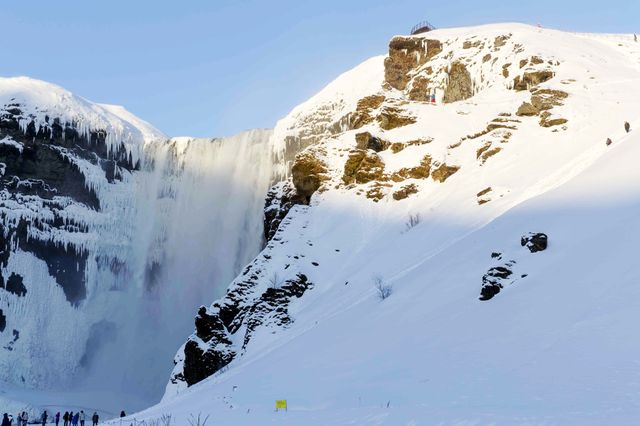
[{"x1": 129, "y1": 24, "x2": 640, "y2": 425}]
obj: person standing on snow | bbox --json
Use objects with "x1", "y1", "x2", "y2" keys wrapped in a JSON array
[
  {"x1": 2, "y1": 414, "x2": 12, "y2": 426},
  {"x1": 22, "y1": 412, "x2": 28, "y2": 426},
  {"x1": 91, "y1": 413, "x2": 98, "y2": 426},
  {"x1": 62, "y1": 413, "x2": 69, "y2": 426},
  {"x1": 54, "y1": 413, "x2": 60, "y2": 426},
  {"x1": 119, "y1": 412, "x2": 125, "y2": 419},
  {"x1": 42, "y1": 411, "x2": 48, "y2": 426},
  {"x1": 72, "y1": 413, "x2": 79, "y2": 426},
  {"x1": 625, "y1": 121, "x2": 631, "y2": 133},
  {"x1": 78, "y1": 412, "x2": 85, "y2": 426}
]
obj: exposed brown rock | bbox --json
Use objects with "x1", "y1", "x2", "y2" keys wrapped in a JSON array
[
  {"x1": 443, "y1": 62, "x2": 473, "y2": 103},
  {"x1": 384, "y1": 37, "x2": 442, "y2": 90},
  {"x1": 431, "y1": 163, "x2": 460, "y2": 182},
  {"x1": 517, "y1": 89, "x2": 568, "y2": 117},
  {"x1": 530, "y1": 56, "x2": 544, "y2": 64},
  {"x1": 291, "y1": 152, "x2": 328, "y2": 201},
  {"x1": 494, "y1": 35, "x2": 510, "y2": 48},
  {"x1": 351, "y1": 95, "x2": 386, "y2": 129},
  {"x1": 393, "y1": 183, "x2": 419, "y2": 200},
  {"x1": 539, "y1": 112, "x2": 568, "y2": 127},
  {"x1": 390, "y1": 142, "x2": 405, "y2": 153},
  {"x1": 408, "y1": 75, "x2": 432, "y2": 101},
  {"x1": 392, "y1": 155, "x2": 432, "y2": 180},
  {"x1": 355, "y1": 132, "x2": 389, "y2": 152},
  {"x1": 480, "y1": 147, "x2": 502, "y2": 164},
  {"x1": 476, "y1": 142, "x2": 492, "y2": 159},
  {"x1": 343, "y1": 150, "x2": 386, "y2": 184},
  {"x1": 407, "y1": 138, "x2": 433, "y2": 146},
  {"x1": 483, "y1": 53, "x2": 492, "y2": 63},
  {"x1": 513, "y1": 70, "x2": 555, "y2": 91},
  {"x1": 463, "y1": 40, "x2": 483, "y2": 49},
  {"x1": 477, "y1": 187, "x2": 492, "y2": 197},
  {"x1": 377, "y1": 107, "x2": 417, "y2": 130},
  {"x1": 502, "y1": 63, "x2": 511, "y2": 78},
  {"x1": 487, "y1": 123, "x2": 517, "y2": 131},
  {"x1": 516, "y1": 102, "x2": 538, "y2": 116}
]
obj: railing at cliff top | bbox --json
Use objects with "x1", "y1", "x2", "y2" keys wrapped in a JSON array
[{"x1": 410, "y1": 20, "x2": 436, "y2": 35}]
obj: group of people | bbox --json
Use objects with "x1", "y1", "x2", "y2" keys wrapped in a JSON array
[{"x1": 1, "y1": 411, "x2": 99, "y2": 426}]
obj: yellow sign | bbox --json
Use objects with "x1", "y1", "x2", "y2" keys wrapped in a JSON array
[{"x1": 275, "y1": 399, "x2": 288, "y2": 410}]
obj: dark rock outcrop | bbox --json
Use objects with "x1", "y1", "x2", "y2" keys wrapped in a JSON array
[
  {"x1": 263, "y1": 181, "x2": 305, "y2": 242},
  {"x1": 4, "y1": 273, "x2": 27, "y2": 297},
  {"x1": 521, "y1": 232, "x2": 548, "y2": 253},
  {"x1": 181, "y1": 306, "x2": 234, "y2": 386},
  {"x1": 175, "y1": 272, "x2": 314, "y2": 388},
  {"x1": 480, "y1": 265, "x2": 514, "y2": 301},
  {"x1": 355, "y1": 132, "x2": 389, "y2": 152}
]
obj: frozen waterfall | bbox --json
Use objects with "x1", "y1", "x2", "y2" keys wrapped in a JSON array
[{"x1": 0, "y1": 129, "x2": 277, "y2": 409}]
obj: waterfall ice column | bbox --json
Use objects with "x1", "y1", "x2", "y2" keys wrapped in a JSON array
[{"x1": 79, "y1": 129, "x2": 276, "y2": 404}]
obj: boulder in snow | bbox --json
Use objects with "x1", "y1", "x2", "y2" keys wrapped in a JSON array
[{"x1": 521, "y1": 232, "x2": 548, "y2": 253}]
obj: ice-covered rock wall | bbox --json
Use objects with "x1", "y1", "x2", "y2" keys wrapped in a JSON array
[{"x1": 0, "y1": 77, "x2": 276, "y2": 405}]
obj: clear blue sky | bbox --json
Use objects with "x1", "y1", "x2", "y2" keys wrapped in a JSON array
[{"x1": 1, "y1": 0, "x2": 638, "y2": 137}]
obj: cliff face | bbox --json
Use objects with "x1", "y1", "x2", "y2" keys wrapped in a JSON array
[
  {"x1": 161, "y1": 24, "x2": 640, "y2": 424},
  {"x1": 0, "y1": 78, "x2": 277, "y2": 404},
  {"x1": 0, "y1": 102, "x2": 140, "y2": 306}
]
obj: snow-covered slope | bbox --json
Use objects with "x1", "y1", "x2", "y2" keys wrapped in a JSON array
[
  {"x1": 151, "y1": 24, "x2": 640, "y2": 424},
  {"x1": 0, "y1": 77, "x2": 277, "y2": 410}
]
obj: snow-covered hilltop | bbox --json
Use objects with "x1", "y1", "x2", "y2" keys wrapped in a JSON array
[{"x1": 155, "y1": 23, "x2": 640, "y2": 424}]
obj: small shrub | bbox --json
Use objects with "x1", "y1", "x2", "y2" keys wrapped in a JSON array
[
  {"x1": 187, "y1": 414, "x2": 210, "y2": 426},
  {"x1": 405, "y1": 213, "x2": 421, "y2": 231},
  {"x1": 159, "y1": 415, "x2": 172, "y2": 426},
  {"x1": 268, "y1": 272, "x2": 283, "y2": 289},
  {"x1": 374, "y1": 276, "x2": 393, "y2": 300}
]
